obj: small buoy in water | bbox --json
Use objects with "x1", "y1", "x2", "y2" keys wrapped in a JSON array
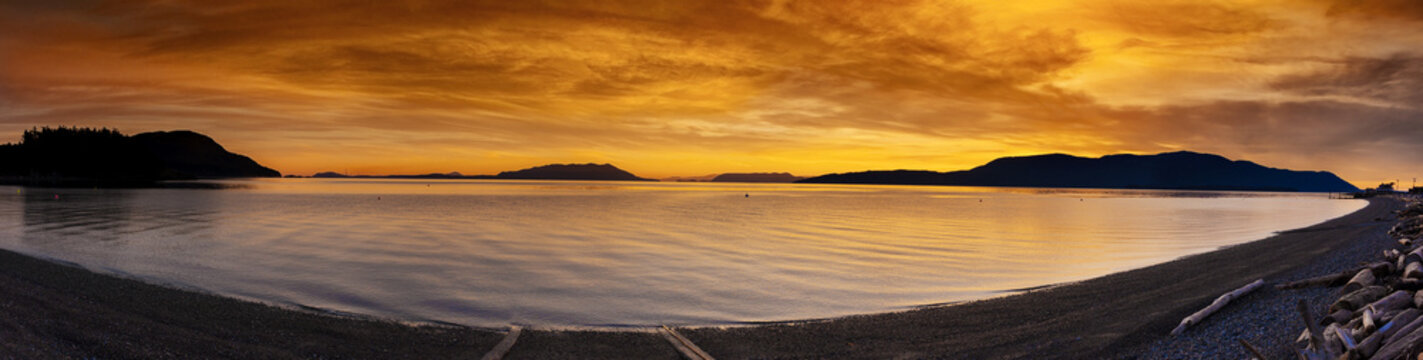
[
  {"x1": 744, "y1": 193, "x2": 749, "y2": 198},
  {"x1": 53, "y1": 194, "x2": 58, "y2": 200},
  {"x1": 978, "y1": 199, "x2": 982, "y2": 202},
  {"x1": 377, "y1": 196, "x2": 381, "y2": 200}
]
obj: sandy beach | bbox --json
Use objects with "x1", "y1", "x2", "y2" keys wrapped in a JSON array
[{"x1": 0, "y1": 197, "x2": 1398, "y2": 359}]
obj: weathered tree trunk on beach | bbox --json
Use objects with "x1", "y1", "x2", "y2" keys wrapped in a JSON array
[
  {"x1": 1367, "y1": 291, "x2": 1414, "y2": 316},
  {"x1": 1353, "y1": 329, "x2": 1384, "y2": 358},
  {"x1": 1405, "y1": 248, "x2": 1423, "y2": 265},
  {"x1": 1278, "y1": 271, "x2": 1353, "y2": 289},
  {"x1": 1406, "y1": 262, "x2": 1423, "y2": 279},
  {"x1": 1333, "y1": 286, "x2": 1390, "y2": 313},
  {"x1": 1368, "y1": 262, "x2": 1397, "y2": 277},
  {"x1": 1385, "y1": 309, "x2": 1420, "y2": 332},
  {"x1": 1373, "y1": 316, "x2": 1423, "y2": 360},
  {"x1": 1325, "y1": 309, "x2": 1353, "y2": 326},
  {"x1": 1170, "y1": 279, "x2": 1264, "y2": 336},
  {"x1": 1398, "y1": 279, "x2": 1423, "y2": 291},
  {"x1": 1280, "y1": 264, "x2": 1390, "y2": 290},
  {"x1": 1344, "y1": 269, "x2": 1377, "y2": 294},
  {"x1": 1382, "y1": 316, "x2": 1423, "y2": 353}
]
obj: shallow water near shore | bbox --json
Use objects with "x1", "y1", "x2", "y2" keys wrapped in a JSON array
[{"x1": 0, "y1": 179, "x2": 1365, "y2": 327}]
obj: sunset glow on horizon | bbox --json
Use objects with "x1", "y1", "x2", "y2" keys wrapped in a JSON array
[{"x1": 3, "y1": 0, "x2": 1422, "y2": 185}]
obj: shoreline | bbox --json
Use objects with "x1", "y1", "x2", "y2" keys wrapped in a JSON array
[{"x1": 0, "y1": 197, "x2": 1399, "y2": 358}]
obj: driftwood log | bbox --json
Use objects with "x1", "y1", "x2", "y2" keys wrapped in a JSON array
[
  {"x1": 1344, "y1": 269, "x2": 1378, "y2": 294},
  {"x1": 1388, "y1": 308, "x2": 1420, "y2": 331},
  {"x1": 1278, "y1": 271, "x2": 1354, "y2": 289},
  {"x1": 1398, "y1": 278, "x2": 1423, "y2": 291},
  {"x1": 1406, "y1": 248, "x2": 1423, "y2": 265},
  {"x1": 1406, "y1": 262, "x2": 1423, "y2": 279},
  {"x1": 1298, "y1": 300, "x2": 1334, "y2": 359},
  {"x1": 1332, "y1": 286, "x2": 1390, "y2": 313},
  {"x1": 1170, "y1": 279, "x2": 1264, "y2": 336},
  {"x1": 1368, "y1": 291, "x2": 1415, "y2": 316},
  {"x1": 1278, "y1": 263, "x2": 1394, "y2": 290},
  {"x1": 1325, "y1": 309, "x2": 1353, "y2": 326},
  {"x1": 1353, "y1": 328, "x2": 1385, "y2": 358},
  {"x1": 1363, "y1": 308, "x2": 1378, "y2": 334},
  {"x1": 1370, "y1": 261, "x2": 1397, "y2": 277},
  {"x1": 1374, "y1": 316, "x2": 1423, "y2": 360},
  {"x1": 1384, "y1": 316, "x2": 1423, "y2": 350}
]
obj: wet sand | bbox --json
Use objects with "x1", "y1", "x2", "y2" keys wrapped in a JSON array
[{"x1": 0, "y1": 198, "x2": 1396, "y2": 359}]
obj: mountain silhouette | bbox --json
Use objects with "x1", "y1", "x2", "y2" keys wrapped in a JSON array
[
  {"x1": 495, "y1": 163, "x2": 652, "y2": 181},
  {"x1": 308, "y1": 164, "x2": 651, "y2": 181},
  {"x1": 132, "y1": 131, "x2": 280, "y2": 178},
  {"x1": 711, "y1": 172, "x2": 804, "y2": 183},
  {"x1": 0, "y1": 127, "x2": 279, "y2": 186},
  {"x1": 799, "y1": 151, "x2": 1359, "y2": 192}
]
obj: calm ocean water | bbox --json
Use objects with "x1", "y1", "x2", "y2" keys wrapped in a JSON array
[{"x1": 0, "y1": 179, "x2": 1365, "y2": 327}]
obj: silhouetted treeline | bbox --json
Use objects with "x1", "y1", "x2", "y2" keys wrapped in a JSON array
[{"x1": 0, "y1": 127, "x2": 279, "y2": 186}]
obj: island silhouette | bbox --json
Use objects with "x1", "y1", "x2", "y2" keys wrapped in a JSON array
[
  {"x1": 0, "y1": 127, "x2": 279, "y2": 186},
  {"x1": 711, "y1": 172, "x2": 804, "y2": 183},
  {"x1": 798, "y1": 151, "x2": 1360, "y2": 192},
  {"x1": 313, "y1": 163, "x2": 654, "y2": 181}
]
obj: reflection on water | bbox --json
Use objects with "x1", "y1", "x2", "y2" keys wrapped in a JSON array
[{"x1": 0, "y1": 180, "x2": 1367, "y2": 327}]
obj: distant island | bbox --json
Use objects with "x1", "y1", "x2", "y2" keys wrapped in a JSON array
[
  {"x1": 711, "y1": 172, "x2": 804, "y2": 183},
  {"x1": 313, "y1": 163, "x2": 653, "y2": 181},
  {"x1": 661, "y1": 174, "x2": 720, "y2": 182},
  {"x1": 798, "y1": 151, "x2": 1360, "y2": 193},
  {"x1": 0, "y1": 127, "x2": 280, "y2": 186},
  {"x1": 496, "y1": 163, "x2": 652, "y2": 181}
]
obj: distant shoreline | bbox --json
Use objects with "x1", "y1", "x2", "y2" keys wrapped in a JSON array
[{"x1": 0, "y1": 196, "x2": 1397, "y2": 358}]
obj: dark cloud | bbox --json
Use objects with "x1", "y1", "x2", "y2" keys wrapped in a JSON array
[
  {"x1": 1323, "y1": 0, "x2": 1423, "y2": 22},
  {"x1": 1270, "y1": 54, "x2": 1423, "y2": 105}
]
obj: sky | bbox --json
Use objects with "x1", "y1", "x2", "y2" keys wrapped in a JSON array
[{"x1": 1, "y1": 0, "x2": 1421, "y2": 186}]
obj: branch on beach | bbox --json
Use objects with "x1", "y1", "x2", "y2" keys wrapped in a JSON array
[{"x1": 1170, "y1": 279, "x2": 1265, "y2": 336}]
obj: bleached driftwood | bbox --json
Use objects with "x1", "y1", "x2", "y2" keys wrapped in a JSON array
[
  {"x1": 1278, "y1": 263, "x2": 1388, "y2": 290},
  {"x1": 1367, "y1": 291, "x2": 1414, "y2": 317},
  {"x1": 659, "y1": 326, "x2": 715, "y2": 360},
  {"x1": 1366, "y1": 261, "x2": 1396, "y2": 277},
  {"x1": 1170, "y1": 279, "x2": 1264, "y2": 336},
  {"x1": 1333, "y1": 325, "x2": 1356, "y2": 351},
  {"x1": 1324, "y1": 309, "x2": 1352, "y2": 326},
  {"x1": 1406, "y1": 262, "x2": 1423, "y2": 279},
  {"x1": 1354, "y1": 328, "x2": 1385, "y2": 358},
  {"x1": 1373, "y1": 316, "x2": 1423, "y2": 360},
  {"x1": 1385, "y1": 309, "x2": 1420, "y2": 336},
  {"x1": 1332, "y1": 286, "x2": 1389, "y2": 313},
  {"x1": 1397, "y1": 278, "x2": 1423, "y2": 291},
  {"x1": 1383, "y1": 316, "x2": 1423, "y2": 350},
  {"x1": 1297, "y1": 300, "x2": 1334, "y2": 360},
  {"x1": 1362, "y1": 308, "x2": 1377, "y2": 334},
  {"x1": 1343, "y1": 269, "x2": 1377, "y2": 294},
  {"x1": 1406, "y1": 248, "x2": 1423, "y2": 264},
  {"x1": 479, "y1": 325, "x2": 522, "y2": 360}
]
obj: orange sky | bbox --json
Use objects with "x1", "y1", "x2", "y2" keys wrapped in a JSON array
[{"x1": 2, "y1": 0, "x2": 1422, "y2": 186}]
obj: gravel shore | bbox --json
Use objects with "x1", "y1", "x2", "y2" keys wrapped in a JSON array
[
  {"x1": 0, "y1": 198, "x2": 1396, "y2": 359},
  {"x1": 1135, "y1": 199, "x2": 1398, "y2": 359}
]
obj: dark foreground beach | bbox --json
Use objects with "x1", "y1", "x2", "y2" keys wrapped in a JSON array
[{"x1": 0, "y1": 198, "x2": 1399, "y2": 359}]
